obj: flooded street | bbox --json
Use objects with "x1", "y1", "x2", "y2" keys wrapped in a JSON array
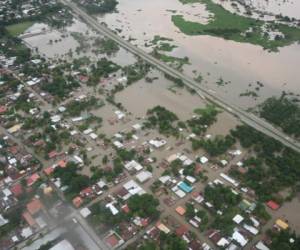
[{"x1": 97, "y1": 0, "x2": 300, "y2": 108}]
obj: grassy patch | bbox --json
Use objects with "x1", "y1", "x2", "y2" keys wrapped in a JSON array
[
  {"x1": 151, "y1": 35, "x2": 173, "y2": 44},
  {"x1": 151, "y1": 35, "x2": 177, "y2": 52},
  {"x1": 152, "y1": 50, "x2": 190, "y2": 69},
  {"x1": 6, "y1": 21, "x2": 34, "y2": 37},
  {"x1": 157, "y1": 42, "x2": 178, "y2": 51},
  {"x1": 172, "y1": 0, "x2": 300, "y2": 51}
]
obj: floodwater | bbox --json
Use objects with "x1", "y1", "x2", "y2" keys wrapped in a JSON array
[
  {"x1": 243, "y1": 0, "x2": 300, "y2": 19},
  {"x1": 23, "y1": 19, "x2": 136, "y2": 67},
  {"x1": 97, "y1": 0, "x2": 300, "y2": 108}
]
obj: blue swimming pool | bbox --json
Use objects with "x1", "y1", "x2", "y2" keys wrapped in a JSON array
[{"x1": 178, "y1": 181, "x2": 193, "y2": 193}]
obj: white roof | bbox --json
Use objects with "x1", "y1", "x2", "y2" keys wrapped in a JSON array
[
  {"x1": 136, "y1": 171, "x2": 152, "y2": 183},
  {"x1": 236, "y1": 161, "x2": 243, "y2": 167},
  {"x1": 220, "y1": 160, "x2": 228, "y2": 166},
  {"x1": 50, "y1": 240, "x2": 75, "y2": 250},
  {"x1": 72, "y1": 117, "x2": 83, "y2": 122},
  {"x1": 175, "y1": 189, "x2": 186, "y2": 198},
  {"x1": 70, "y1": 130, "x2": 78, "y2": 136},
  {"x1": 220, "y1": 173, "x2": 239, "y2": 187},
  {"x1": 255, "y1": 241, "x2": 270, "y2": 250},
  {"x1": 106, "y1": 203, "x2": 119, "y2": 215},
  {"x1": 159, "y1": 175, "x2": 171, "y2": 184},
  {"x1": 80, "y1": 207, "x2": 91, "y2": 218},
  {"x1": 250, "y1": 217, "x2": 260, "y2": 227},
  {"x1": 51, "y1": 115, "x2": 61, "y2": 123},
  {"x1": 89, "y1": 133, "x2": 98, "y2": 140},
  {"x1": 83, "y1": 128, "x2": 93, "y2": 135},
  {"x1": 123, "y1": 180, "x2": 145, "y2": 196},
  {"x1": 3, "y1": 188, "x2": 12, "y2": 197},
  {"x1": 0, "y1": 214, "x2": 9, "y2": 227},
  {"x1": 115, "y1": 110, "x2": 125, "y2": 120},
  {"x1": 186, "y1": 176, "x2": 196, "y2": 184},
  {"x1": 200, "y1": 156, "x2": 208, "y2": 164},
  {"x1": 232, "y1": 231, "x2": 248, "y2": 247},
  {"x1": 217, "y1": 238, "x2": 229, "y2": 247},
  {"x1": 132, "y1": 123, "x2": 142, "y2": 130},
  {"x1": 97, "y1": 180, "x2": 106, "y2": 188},
  {"x1": 125, "y1": 160, "x2": 143, "y2": 171},
  {"x1": 243, "y1": 224, "x2": 259, "y2": 235},
  {"x1": 149, "y1": 139, "x2": 167, "y2": 148},
  {"x1": 113, "y1": 141, "x2": 124, "y2": 149},
  {"x1": 21, "y1": 227, "x2": 33, "y2": 238},
  {"x1": 74, "y1": 155, "x2": 83, "y2": 164},
  {"x1": 232, "y1": 214, "x2": 244, "y2": 224},
  {"x1": 183, "y1": 159, "x2": 193, "y2": 166}
]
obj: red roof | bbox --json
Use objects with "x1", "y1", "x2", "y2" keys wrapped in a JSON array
[
  {"x1": 105, "y1": 234, "x2": 119, "y2": 248},
  {"x1": 141, "y1": 218, "x2": 149, "y2": 227},
  {"x1": 26, "y1": 198, "x2": 43, "y2": 215},
  {"x1": 48, "y1": 150, "x2": 58, "y2": 159},
  {"x1": 44, "y1": 166, "x2": 54, "y2": 176},
  {"x1": 176, "y1": 225, "x2": 188, "y2": 237},
  {"x1": 22, "y1": 211, "x2": 36, "y2": 226},
  {"x1": 57, "y1": 159, "x2": 67, "y2": 168},
  {"x1": 0, "y1": 106, "x2": 7, "y2": 114},
  {"x1": 10, "y1": 183, "x2": 23, "y2": 197},
  {"x1": 72, "y1": 196, "x2": 83, "y2": 208},
  {"x1": 80, "y1": 187, "x2": 93, "y2": 197},
  {"x1": 266, "y1": 200, "x2": 280, "y2": 210},
  {"x1": 27, "y1": 173, "x2": 40, "y2": 186},
  {"x1": 121, "y1": 204, "x2": 130, "y2": 214}
]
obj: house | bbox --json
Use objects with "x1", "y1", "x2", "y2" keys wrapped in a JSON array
[
  {"x1": 156, "y1": 221, "x2": 170, "y2": 234},
  {"x1": 149, "y1": 139, "x2": 167, "y2": 148},
  {"x1": 0, "y1": 106, "x2": 7, "y2": 114},
  {"x1": 176, "y1": 224, "x2": 188, "y2": 237},
  {"x1": 275, "y1": 219, "x2": 288, "y2": 230},
  {"x1": 44, "y1": 166, "x2": 55, "y2": 176},
  {"x1": 27, "y1": 173, "x2": 40, "y2": 186},
  {"x1": 10, "y1": 183, "x2": 23, "y2": 197},
  {"x1": 232, "y1": 230, "x2": 248, "y2": 247},
  {"x1": 80, "y1": 187, "x2": 94, "y2": 198},
  {"x1": 105, "y1": 231, "x2": 124, "y2": 249},
  {"x1": 232, "y1": 214, "x2": 244, "y2": 224},
  {"x1": 57, "y1": 159, "x2": 67, "y2": 168},
  {"x1": 135, "y1": 170, "x2": 152, "y2": 183},
  {"x1": 266, "y1": 200, "x2": 280, "y2": 210},
  {"x1": 26, "y1": 198, "x2": 44, "y2": 215},
  {"x1": 22, "y1": 211, "x2": 36, "y2": 227},
  {"x1": 125, "y1": 160, "x2": 143, "y2": 172},
  {"x1": 106, "y1": 203, "x2": 119, "y2": 215},
  {"x1": 175, "y1": 206, "x2": 186, "y2": 216},
  {"x1": 72, "y1": 196, "x2": 83, "y2": 208},
  {"x1": 121, "y1": 204, "x2": 130, "y2": 214}
]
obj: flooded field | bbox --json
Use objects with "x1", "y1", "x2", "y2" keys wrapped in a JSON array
[
  {"x1": 23, "y1": 19, "x2": 136, "y2": 67},
  {"x1": 97, "y1": 0, "x2": 300, "y2": 108}
]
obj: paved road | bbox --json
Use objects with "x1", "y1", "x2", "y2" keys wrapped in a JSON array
[
  {"x1": 0, "y1": 125, "x2": 109, "y2": 250},
  {"x1": 61, "y1": 0, "x2": 300, "y2": 154}
]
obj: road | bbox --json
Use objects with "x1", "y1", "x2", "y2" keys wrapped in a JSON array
[
  {"x1": 60, "y1": 0, "x2": 300, "y2": 154},
  {"x1": 0, "y1": 125, "x2": 109, "y2": 250}
]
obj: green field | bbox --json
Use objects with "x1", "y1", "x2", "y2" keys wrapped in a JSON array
[
  {"x1": 172, "y1": 0, "x2": 300, "y2": 51},
  {"x1": 6, "y1": 21, "x2": 34, "y2": 37}
]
